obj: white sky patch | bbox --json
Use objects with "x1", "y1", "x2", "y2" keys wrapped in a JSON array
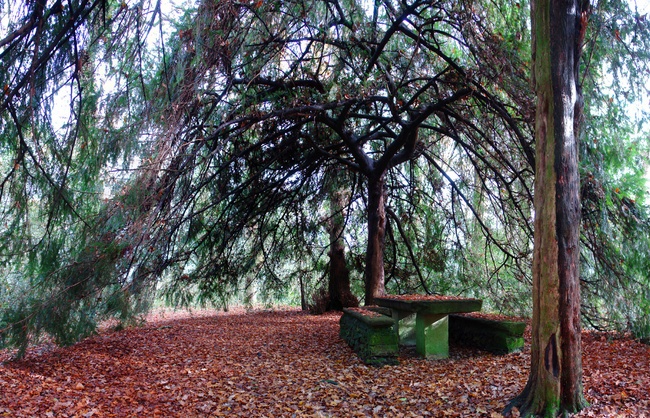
[{"x1": 634, "y1": 0, "x2": 650, "y2": 13}]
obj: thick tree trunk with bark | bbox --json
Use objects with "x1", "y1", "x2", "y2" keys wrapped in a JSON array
[
  {"x1": 505, "y1": 0, "x2": 588, "y2": 416},
  {"x1": 327, "y1": 238, "x2": 359, "y2": 310},
  {"x1": 364, "y1": 173, "x2": 387, "y2": 305},
  {"x1": 326, "y1": 177, "x2": 359, "y2": 311}
]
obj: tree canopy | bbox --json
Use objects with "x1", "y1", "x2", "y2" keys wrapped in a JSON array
[{"x1": 0, "y1": 0, "x2": 649, "y2": 367}]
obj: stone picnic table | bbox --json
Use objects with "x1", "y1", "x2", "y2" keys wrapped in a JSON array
[{"x1": 374, "y1": 295, "x2": 483, "y2": 359}]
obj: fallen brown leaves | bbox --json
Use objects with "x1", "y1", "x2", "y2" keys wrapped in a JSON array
[
  {"x1": 344, "y1": 307, "x2": 385, "y2": 318},
  {"x1": 1, "y1": 308, "x2": 649, "y2": 417},
  {"x1": 458, "y1": 312, "x2": 528, "y2": 323},
  {"x1": 386, "y1": 295, "x2": 481, "y2": 302}
]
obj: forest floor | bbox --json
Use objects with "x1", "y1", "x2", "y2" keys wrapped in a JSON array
[{"x1": 1, "y1": 308, "x2": 649, "y2": 417}]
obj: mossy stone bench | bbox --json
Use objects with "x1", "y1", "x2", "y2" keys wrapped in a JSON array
[
  {"x1": 375, "y1": 296, "x2": 482, "y2": 359},
  {"x1": 340, "y1": 307, "x2": 398, "y2": 366},
  {"x1": 449, "y1": 314, "x2": 526, "y2": 354}
]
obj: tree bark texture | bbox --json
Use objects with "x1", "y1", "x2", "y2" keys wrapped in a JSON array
[
  {"x1": 327, "y1": 177, "x2": 359, "y2": 311},
  {"x1": 364, "y1": 173, "x2": 387, "y2": 305},
  {"x1": 505, "y1": 0, "x2": 588, "y2": 416},
  {"x1": 327, "y1": 238, "x2": 359, "y2": 310}
]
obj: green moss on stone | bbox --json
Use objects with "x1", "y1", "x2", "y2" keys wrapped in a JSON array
[{"x1": 340, "y1": 308, "x2": 399, "y2": 366}]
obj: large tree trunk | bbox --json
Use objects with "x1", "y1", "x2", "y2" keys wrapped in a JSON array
[
  {"x1": 364, "y1": 172, "x2": 387, "y2": 305},
  {"x1": 505, "y1": 0, "x2": 588, "y2": 416},
  {"x1": 327, "y1": 234, "x2": 359, "y2": 310},
  {"x1": 326, "y1": 174, "x2": 359, "y2": 311}
]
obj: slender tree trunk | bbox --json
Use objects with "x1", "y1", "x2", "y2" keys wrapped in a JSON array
[
  {"x1": 505, "y1": 0, "x2": 588, "y2": 416},
  {"x1": 327, "y1": 172, "x2": 358, "y2": 310},
  {"x1": 299, "y1": 274, "x2": 308, "y2": 311},
  {"x1": 244, "y1": 275, "x2": 256, "y2": 308},
  {"x1": 468, "y1": 170, "x2": 486, "y2": 274},
  {"x1": 364, "y1": 172, "x2": 387, "y2": 305}
]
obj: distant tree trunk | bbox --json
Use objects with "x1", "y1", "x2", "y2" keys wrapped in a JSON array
[
  {"x1": 327, "y1": 235, "x2": 358, "y2": 310},
  {"x1": 299, "y1": 274, "x2": 308, "y2": 311},
  {"x1": 364, "y1": 172, "x2": 387, "y2": 305},
  {"x1": 327, "y1": 179, "x2": 359, "y2": 310},
  {"x1": 244, "y1": 275, "x2": 256, "y2": 308},
  {"x1": 505, "y1": 0, "x2": 588, "y2": 416}
]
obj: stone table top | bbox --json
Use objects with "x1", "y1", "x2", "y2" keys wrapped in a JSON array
[{"x1": 374, "y1": 295, "x2": 483, "y2": 315}]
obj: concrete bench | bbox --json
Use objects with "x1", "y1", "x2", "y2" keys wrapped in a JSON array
[
  {"x1": 449, "y1": 314, "x2": 527, "y2": 354},
  {"x1": 339, "y1": 307, "x2": 398, "y2": 366}
]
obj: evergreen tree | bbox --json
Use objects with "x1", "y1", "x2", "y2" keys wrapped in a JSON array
[{"x1": 505, "y1": 0, "x2": 589, "y2": 414}]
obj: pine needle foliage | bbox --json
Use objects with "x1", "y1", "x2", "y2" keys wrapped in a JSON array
[{"x1": 0, "y1": 0, "x2": 165, "y2": 355}]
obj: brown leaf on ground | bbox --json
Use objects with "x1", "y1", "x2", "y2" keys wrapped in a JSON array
[
  {"x1": 457, "y1": 312, "x2": 529, "y2": 323},
  {"x1": 386, "y1": 295, "x2": 481, "y2": 302},
  {"x1": 1, "y1": 308, "x2": 649, "y2": 417}
]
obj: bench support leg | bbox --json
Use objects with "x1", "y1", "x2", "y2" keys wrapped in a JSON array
[
  {"x1": 415, "y1": 314, "x2": 449, "y2": 359},
  {"x1": 391, "y1": 309, "x2": 416, "y2": 347}
]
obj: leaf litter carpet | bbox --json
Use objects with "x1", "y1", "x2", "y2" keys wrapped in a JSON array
[{"x1": 1, "y1": 308, "x2": 649, "y2": 417}]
